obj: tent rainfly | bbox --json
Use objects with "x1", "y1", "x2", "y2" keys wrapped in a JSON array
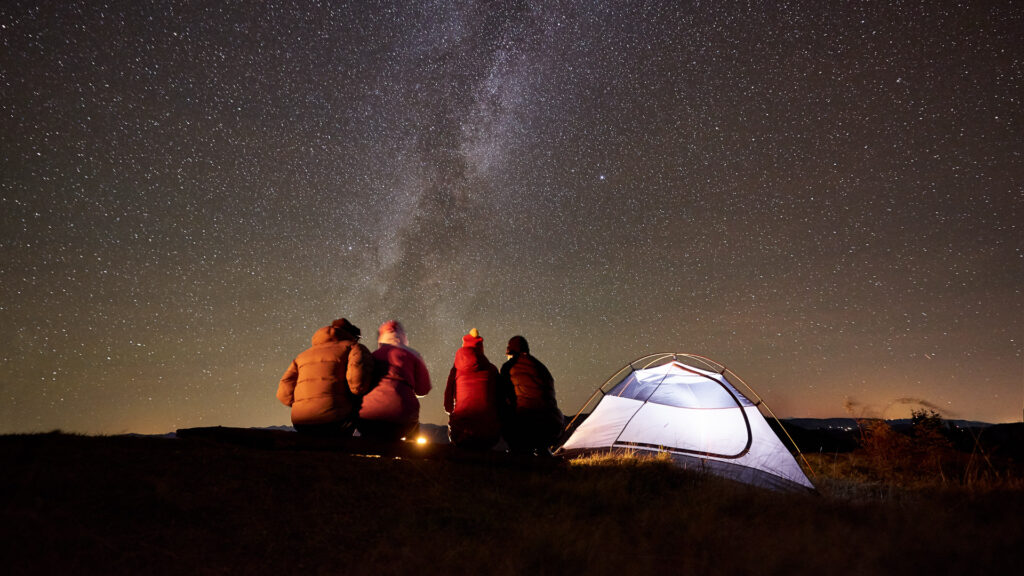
[{"x1": 555, "y1": 353, "x2": 815, "y2": 492}]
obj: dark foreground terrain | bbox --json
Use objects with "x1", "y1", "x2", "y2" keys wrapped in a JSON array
[{"x1": 2, "y1": 428, "x2": 1022, "y2": 576}]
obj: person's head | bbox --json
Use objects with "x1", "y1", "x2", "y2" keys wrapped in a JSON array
[
  {"x1": 378, "y1": 319, "x2": 408, "y2": 346},
  {"x1": 462, "y1": 328, "x2": 482, "y2": 349},
  {"x1": 506, "y1": 335, "x2": 529, "y2": 360},
  {"x1": 330, "y1": 318, "x2": 361, "y2": 341},
  {"x1": 456, "y1": 328, "x2": 486, "y2": 367}
]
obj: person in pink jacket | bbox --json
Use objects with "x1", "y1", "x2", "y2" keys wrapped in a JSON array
[
  {"x1": 277, "y1": 318, "x2": 373, "y2": 437},
  {"x1": 357, "y1": 320, "x2": 432, "y2": 441},
  {"x1": 443, "y1": 328, "x2": 510, "y2": 449}
]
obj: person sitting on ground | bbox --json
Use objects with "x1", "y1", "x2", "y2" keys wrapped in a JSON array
[
  {"x1": 500, "y1": 335, "x2": 564, "y2": 455},
  {"x1": 277, "y1": 318, "x2": 374, "y2": 437},
  {"x1": 357, "y1": 320, "x2": 432, "y2": 441},
  {"x1": 444, "y1": 328, "x2": 505, "y2": 450}
]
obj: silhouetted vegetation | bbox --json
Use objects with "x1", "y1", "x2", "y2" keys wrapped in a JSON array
[
  {"x1": 793, "y1": 412, "x2": 1023, "y2": 493},
  {"x1": 1, "y1": 428, "x2": 1021, "y2": 575}
]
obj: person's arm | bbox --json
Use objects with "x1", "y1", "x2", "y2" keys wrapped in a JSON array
[
  {"x1": 538, "y1": 359, "x2": 555, "y2": 396},
  {"x1": 498, "y1": 361, "x2": 517, "y2": 416},
  {"x1": 443, "y1": 366, "x2": 457, "y2": 414},
  {"x1": 277, "y1": 361, "x2": 298, "y2": 407},
  {"x1": 347, "y1": 343, "x2": 374, "y2": 395},
  {"x1": 412, "y1": 354, "x2": 432, "y2": 397}
]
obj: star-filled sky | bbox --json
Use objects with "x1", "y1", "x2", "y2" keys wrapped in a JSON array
[{"x1": 2, "y1": 1, "x2": 1021, "y2": 434}]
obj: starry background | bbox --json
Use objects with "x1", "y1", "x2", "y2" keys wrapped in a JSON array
[{"x1": 2, "y1": 1, "x2": 1021, "y2": 434}]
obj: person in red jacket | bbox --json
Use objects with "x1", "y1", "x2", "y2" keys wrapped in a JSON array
[
  {"x1": 499, "y1": 335, "x2": 564, "y2": 455},
  {"x1": 444, "y1": 328, "x2": 509, "y2": 449},
  {"x1": 277, "y1": 318, "x2": 373, "y2": 437},
  {"x1": 357, "y1": 320, "x2": 432, "y2": 441}
]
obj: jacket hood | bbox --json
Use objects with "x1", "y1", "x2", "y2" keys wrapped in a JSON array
[
  {"x1": 311, "y1": 326, "x2": 337, "y2": 345},
  {"x1": 377, "y1": 320, "x2": 408, "y2": 347},
  {"x1": 455, "y1": 345, "x2": 489, "y2": 372}
]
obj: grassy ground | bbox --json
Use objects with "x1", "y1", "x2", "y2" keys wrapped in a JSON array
[{"x1": 2, "y1": 431, "x2": 1022, "y2": 575}]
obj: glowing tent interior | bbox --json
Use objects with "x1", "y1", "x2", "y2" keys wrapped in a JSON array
[{"x1": 555, "y1": 353, "x2": 815, "y2": 492}]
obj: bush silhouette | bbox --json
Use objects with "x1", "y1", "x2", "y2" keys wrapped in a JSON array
[
  {"x1": 854, "y1": 410, "x2": 960, "y2": 486},
  {"x1": 858, "y1": 418, "x2": 911, "y2": 481}
]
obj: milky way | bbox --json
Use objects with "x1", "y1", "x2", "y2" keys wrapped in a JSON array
[{"x1": 2, "y1": 1, "x2": 1021, "y2": 434}]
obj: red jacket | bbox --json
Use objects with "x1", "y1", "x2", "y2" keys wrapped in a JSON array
[
  {"x1": 360, "y1": 343, "x2": 431, "y2": 424},
  {"x1": 277, "y1": 325, "x2": 373, "y2": 426},
  {"x1": 444, "y1": 334, "x2": 501, "y2": 439}
]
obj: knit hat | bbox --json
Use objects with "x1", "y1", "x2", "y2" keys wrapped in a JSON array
[
  {"x1": 506, "y1": 335, "x2": 529, "y2": 355},
  {"x1": 462, "y1": 328, "x2": 483, "y2": 348}
]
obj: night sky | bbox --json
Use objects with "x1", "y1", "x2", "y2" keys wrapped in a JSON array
[{"x1": 2, "y1": 1, "x2": 1021, "y2": 435}]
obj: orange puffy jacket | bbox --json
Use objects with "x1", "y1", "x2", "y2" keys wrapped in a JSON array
[{"x1": 277, "y1": 325, "x2": 373, "y2": 426}]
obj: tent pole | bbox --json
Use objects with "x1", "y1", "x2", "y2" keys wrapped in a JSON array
[
  {"x1": 561, "y1": 361, "x2": 641, "y2": 434},
  {"x1": 726, "y1": 369, "x2": 817, "y2": 477},
  {"x1": 560, "y1": 353, "x2": 673, "y2": 435}
]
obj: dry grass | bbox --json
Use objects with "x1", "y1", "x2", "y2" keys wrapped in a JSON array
[
  {"x1": 800, "y1": 417, "x2": 1024, "y2": 502},
  {"x1": 1, "y1": 431, "x2": 1022, "y2": 575}
]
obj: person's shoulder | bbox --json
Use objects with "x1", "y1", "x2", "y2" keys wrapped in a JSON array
[
  {"x1": 405, "y1": 346, "x2": 427, "y2": 364},
  {"x1": 515, "y1": 354, "x2": 541, "y2": 370},
  {"x1": 385, "y1": 344, "x2": 423, "y2": 364},
  {"x1": 346, "y1": 340, "x2": 372, "y2": 356},
  {"x1": 399, "y1": 344, "x2": 424, "y2": 359}
]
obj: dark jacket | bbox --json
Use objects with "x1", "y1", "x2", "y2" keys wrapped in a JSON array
[
  {"x1": 277, "y1": 325, "x2": 373, "y2": 427},
  {"x1": 500, "y1": 352, "x2": 563, "y2": 451},
  {"x1": 501, "y1": 353, "x2": 559, "y2": 415}
]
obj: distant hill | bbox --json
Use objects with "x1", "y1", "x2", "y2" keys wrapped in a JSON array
[
  {"x1": 775, "y1": 417, "x2": 1023, "y2": 459},
  {"x1": 148, "y1": 418, "x2": 1018, "y2": 456},
  {"x1": 783, "y1": 418, "x2": 860, "y2": 431},
  {"x1": 781, "y1": 418, "x2": 994, "y2": 431}
]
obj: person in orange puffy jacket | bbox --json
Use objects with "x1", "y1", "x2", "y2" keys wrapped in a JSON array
[
  {"x1": 443, "y1": 328, "x2": 510, "y2": 449},
  {"x1": 357, "y1": 320, "x2": 432, "y2": 441},
  {"x1": 277, "y1": 318, "x2": 374, "y2": 437},
  {"x1": 499, "y1": 335, "x2": 564, "y2": 455}
]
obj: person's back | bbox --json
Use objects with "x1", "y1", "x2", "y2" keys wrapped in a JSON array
[
  {"x1": 277, "y1": 318, "x2": 373, "y2": 436},
  {"x1": 444, "y1": 329, "x2": 501, "y2": 449},
  {"x1": 359, "y1": 320, "x2": 431, "y2": 441},
  {"x1": 500, "y1": 335, "x2": 563, "y2": 454},
  {"x1": 505, "y1": 354, "x2": 558, "y2": 413}
]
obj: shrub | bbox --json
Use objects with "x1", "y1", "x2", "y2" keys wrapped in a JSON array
[{"x1": 857, "y1": 418, "x2": 912, "y2": 481}]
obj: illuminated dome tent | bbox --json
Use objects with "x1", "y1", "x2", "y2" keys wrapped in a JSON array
[{"x1": 555, "y1": 353, "x2": 815, "y2": 492}]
